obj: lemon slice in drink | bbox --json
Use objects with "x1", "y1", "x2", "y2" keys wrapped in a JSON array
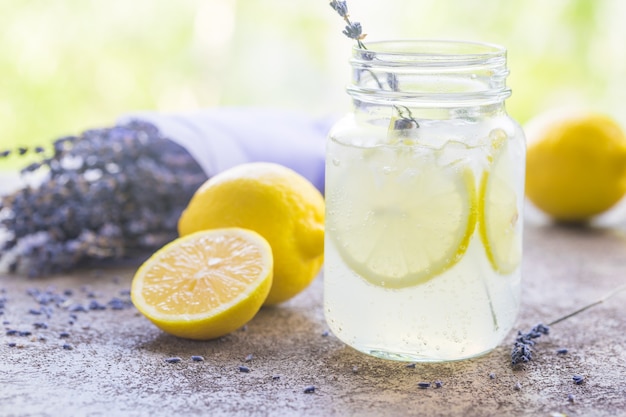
[
  {"x1": 478, "y1": 141, "x2": 522, "y2": 274},
  {"x1": 327, "y1": 148, "x2": 477, "y2": 289},
  {"x1": 131, "y1": 228, "x2": 273, "y2": 340}
]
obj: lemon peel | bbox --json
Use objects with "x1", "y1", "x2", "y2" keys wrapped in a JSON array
[
  {"x1": 525, "y1": 110, "x2": 626, "y2": 222},
  {"x1": 178, "y1": 162, "x2": 325, "y2": 305}
]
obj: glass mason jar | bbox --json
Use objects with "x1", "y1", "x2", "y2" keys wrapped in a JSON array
[{"x1": 324, "y1": 40, "x2": 525, "y2": 362}]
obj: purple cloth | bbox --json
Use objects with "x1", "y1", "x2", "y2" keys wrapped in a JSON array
[{"x1": 121, "y1": 108, "x2": 334, "y2": 193}]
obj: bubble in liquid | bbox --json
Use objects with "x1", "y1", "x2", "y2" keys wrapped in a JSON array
[{"x1": 332, "y1": 158, "x2": 341, "y2": 166}]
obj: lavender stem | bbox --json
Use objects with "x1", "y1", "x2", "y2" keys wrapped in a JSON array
[
  {"x1": 512, "y1": 283, "x2": 626, "y2": 366},
  {"x1": 548, "y1": 283, "x2": 626, "y2": 327}
]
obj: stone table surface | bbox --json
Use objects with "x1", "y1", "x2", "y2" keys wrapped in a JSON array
[{"x1": 1, "y1": 200, "x2": 626, "y2": 417}]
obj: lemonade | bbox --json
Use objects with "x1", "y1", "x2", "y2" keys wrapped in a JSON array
[
  {"x1": 323, "y1": 40, "x2": 525, "y2": 362},
  {"x1": 324, "y1": 115, "x2": 524, "y2": 361}
]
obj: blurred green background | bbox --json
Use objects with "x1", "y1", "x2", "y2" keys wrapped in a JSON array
[{"x1": 1, "y1": 0, "x2": 625, "y2": 162}]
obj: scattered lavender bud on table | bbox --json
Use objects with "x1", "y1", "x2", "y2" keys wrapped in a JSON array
[
  {"x1": 556, "y1": 348, "x2": 568, "y2": 355},
  {"x1": 244, "y1": 354, "x2": 254, "y2": 362},
  {"x1": 514, "y1": 382, "x2": 522, "y2": 391},
  {"x1": 238, "y1": 366, "x2": 250, "y2": 373},
  {"x1": 68, "y1": 304, "x2": 87, "y2": 313},
  {"x1": 303, "y1": 385, "x2": 316, "y2": 394},
  {"x1": 511, "y1": 285, "x2": 626, "y2": 367},
  {"x1": 573, "y1": 375, "x2": 585, "y2": 385},
  {"x1": 107, "y1": 297, "x2": 130, "y2": 310},
  {"x1": 62, "y1": 343, "x2": 74, "y2": 350},
  {"x1": 88, "y1": 300, "x2": 106, "y2": 311},
  {"x1": 511, "y1": 323, "x2": 550, "y2": 366},
  {"x1": 568, "y1": 394, "x2": 575, "y2": 403},
  {"x1": 417, "y1": 382, "x2": 431, "y2": 389},
  {"x1": 191, "y1": 356, "x2": 204, "y2": 362},
  {"x1": 489, "y1": 373, "x2": 496, "y2": 379},
  {"x1": 434, "y1": 380, "x2": 443, "y2": 388},
  {"x1": 164, "y1": 357, "x2": 181, "y2": 364}
]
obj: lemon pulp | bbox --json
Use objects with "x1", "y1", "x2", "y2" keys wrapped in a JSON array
[
  {"x1": 131, "y1": 227, "x2": 273, "y2": 340},
  {"x1": 479, "y1": 139, "x2": 522, "y2": 274},
  {"x1": 327, "y1": 143, "x2": 477, "y2": 289}
]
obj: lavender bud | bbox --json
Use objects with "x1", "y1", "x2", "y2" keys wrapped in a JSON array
[
  {"x1": 329, "y1": 0, "x2": 348, "y2": 17},
  {"x1": 342, "y1": 22, "x2": 363, "y2": 40}
]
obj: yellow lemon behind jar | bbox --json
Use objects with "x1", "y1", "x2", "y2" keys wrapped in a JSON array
[
  {"x1": 178, "y1": 162, "x2": 325, "y2": 305},
  {"x1": 525, "y1": 110, "x2": 626, "y2": 222}
]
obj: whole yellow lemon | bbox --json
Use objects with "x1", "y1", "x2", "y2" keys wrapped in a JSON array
[
  {"x1": 178, "y1": 162, "x2": 325, "y2": 305},
  {"x1": 525, "y1": 110, "x2": 626, "y2": 222}
]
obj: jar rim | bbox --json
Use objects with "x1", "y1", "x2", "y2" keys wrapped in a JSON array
[
  {"x1": 348, "y1": 39, "x2": 511, "y2": 106},
  {"x1": 353, "y1": 39, "x2": 506, "y2": 64}
]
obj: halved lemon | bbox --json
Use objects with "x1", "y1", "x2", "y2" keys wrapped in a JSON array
[
  {"x1": 131, "y1": 228, "x2": 273, "y2": 340},
  {"x1": 327, "y1": 147, "x2": 477, "y2": 289},
  {"x1": 479, "y1": 143, "x2": 522, "y2": 274}
]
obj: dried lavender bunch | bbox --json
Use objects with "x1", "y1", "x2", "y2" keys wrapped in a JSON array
[
  {"x1": 511, "y1": 284, "x2": 626, "y2": 367},
  {"x1": 0, "y1": 120, "x2": 207, "y2": 277}
]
